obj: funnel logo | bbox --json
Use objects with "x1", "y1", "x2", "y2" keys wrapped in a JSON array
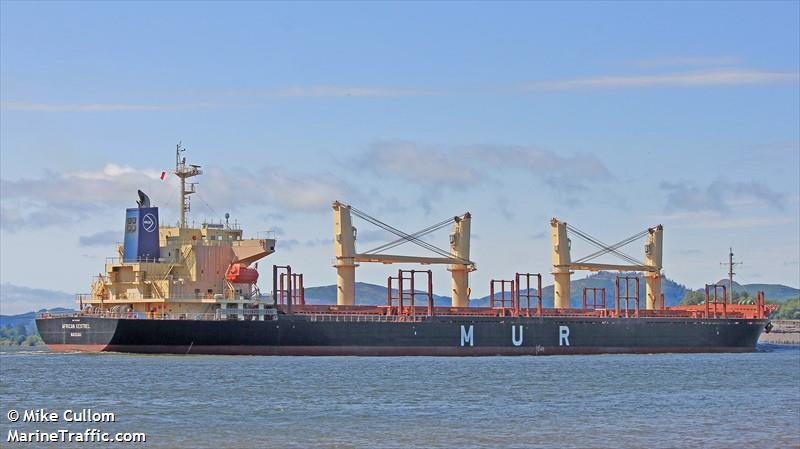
[{"x1": 142, "y1": 213, "x2": 157, "y2": 233}]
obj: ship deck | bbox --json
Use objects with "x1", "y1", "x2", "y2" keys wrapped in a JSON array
[{"x1": 39, "y1": 301, "x2": 771, "y2": 322}]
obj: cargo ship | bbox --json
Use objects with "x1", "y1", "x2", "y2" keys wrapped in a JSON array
[{"x1": 36, "y1": 145, "x2": 775, "y2": 355}]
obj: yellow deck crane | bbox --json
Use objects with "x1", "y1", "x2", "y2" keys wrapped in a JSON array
[
  {"x1": 551, "y1": 218, "x2": 663, "y2": 310},
  {"x1": 332, "y1": 201, "x2": 475, "y2": 307}
]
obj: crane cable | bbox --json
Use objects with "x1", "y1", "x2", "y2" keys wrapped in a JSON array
[
  {"x1": 350, "y1": 207, "x2": 457, "y2": 260},
  {"x1": 349, "y1": 207, "x2": 470, "y2": 264},
  {"x1": 570, "y1": 227, "x2": 643, "y2": 266},
  {"x1": 364, "y1": 217, "x2": 454, "y2": 254},
  {"x1": 567, "y1": 224, "x2": 646, "y2": 266},
  {"x1": 574, "y1": 229, "x2": 649, "y2": 264}
]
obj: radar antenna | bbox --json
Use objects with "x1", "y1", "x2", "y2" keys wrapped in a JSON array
[{"x1": 174, "y1": 142, "x2": 202, "y2": 228}]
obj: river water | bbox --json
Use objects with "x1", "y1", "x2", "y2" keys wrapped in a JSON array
[{"x1": 1, "y1": 345, "x2": 798, "y2": 448}]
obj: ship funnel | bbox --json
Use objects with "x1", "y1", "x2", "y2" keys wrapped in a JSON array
[
  {"x1": 124, "y1": 190, "x2": 160, "y2": 262},
  {"x1": 136, "y1": 190, "x2": 151, "y2": 208}
]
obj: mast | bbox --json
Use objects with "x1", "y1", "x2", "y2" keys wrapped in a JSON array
[
  {"x1": 174, "y1": 142, "x2": 202, "y2": 228},
  {"x1": 721, "y1": 247, "x2": 742, "y2": 304}
]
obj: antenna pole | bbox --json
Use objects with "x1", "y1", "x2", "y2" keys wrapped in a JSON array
[
  {"x1": 720, "y1": 247, "x2": 742, "y2": 304},
  {"x1": 174, "y1": 142, "x2": 202, "y2": 228}
]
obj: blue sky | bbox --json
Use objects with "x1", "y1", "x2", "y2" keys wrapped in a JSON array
[{"x1": 1, "y1": 1, "x2": 798, "y2": 312}]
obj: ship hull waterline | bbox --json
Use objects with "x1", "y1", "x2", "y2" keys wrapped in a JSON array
[{"x1": 36, "y1": 315, "x2": 769, "y2": 356}]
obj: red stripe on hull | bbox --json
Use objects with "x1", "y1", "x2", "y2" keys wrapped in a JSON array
[
  {"x1": 85, "y1": 345, "x2": 758, "y2": 356},
  {"x1": 48, "y1": 344, "x2": 108, "y2": 353}
]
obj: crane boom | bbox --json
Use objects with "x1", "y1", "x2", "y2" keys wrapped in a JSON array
[
  {"x1": 569, "y1": 262, "x2": 656, "y2": 273},
  {"x1": 354, "y1": 253, "x2": 469, "y2": 266}
]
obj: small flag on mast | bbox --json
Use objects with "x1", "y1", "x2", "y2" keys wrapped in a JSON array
[{"x1": 160, "y1": 171, "x2": 167, "y2": 180}]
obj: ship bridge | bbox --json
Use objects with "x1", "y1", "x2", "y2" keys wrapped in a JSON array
[{"x1": 80, "y1": 144, "x2": 276, "y2": 318}]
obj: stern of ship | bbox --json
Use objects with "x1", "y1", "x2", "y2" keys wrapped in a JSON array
[{"x1": 36, "y1": 313, "x2": 120, "y2": 353}]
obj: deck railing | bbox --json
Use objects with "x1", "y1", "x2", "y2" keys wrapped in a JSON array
[
  {"x1": 305, "y1": 314, "x2": 427, "y2": 323},
  {"x1": 38, "y1": 305, "x2": 770, "y2": 322},
  {"x1": 37, "y1": 309, "x2": 278, "y2": 321}
]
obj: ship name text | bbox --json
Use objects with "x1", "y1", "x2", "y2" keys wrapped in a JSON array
[{"x1": 457, "y1": 324, "x2": 572, "y2": 347}]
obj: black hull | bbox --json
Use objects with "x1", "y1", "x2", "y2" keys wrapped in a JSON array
[{"x1": 36, "y1": 315, "x2": 768, "y2": 356}]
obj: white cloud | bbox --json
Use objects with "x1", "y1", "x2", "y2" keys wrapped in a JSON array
[
  {"x1": 1, "y1": 86, "x2": 425, "y2": 113},
  {"x1": 0, "y1": 283, "x2": 75, "y2": 315},
  {"x1": 1, "y1": 165, "x2": 168, "y2": 213},
  {"x1": 357, "y1": 141, "x2": 612, "y2": 207},
  {"x1": 464, "y1": 145, "x2": 611, "y2": 181},
  {"x1": 354, "y1": 229, "x2": 394, "y2": 243},
  {"x1": 6, "y1": 66, "x2": 796, "y2": 114},
  {"x1": 0, "y1": 102, "x2": 188, "y2": 112},
  {"x1": 660, "y1": 179, "x2": 785, "y2": 213},
  {"x1": 357, "y1": 141, "x2": 480, "y2": 188},
  {"x1": 269, "y1": 85, "x2": 428, "y2": 97},
  {"x1": 654, "y1": 211, "x2": 794, "y2": 230},
  {"x1": 305, "y1": 238, "x2": 334, "y2": 247},
  {"x1": 0, "y1": 205, "x2": 76, "y2": 231},
  {"x1": 632, "y1": 56, "x2": 741, "y2": 68},
  {"x1": 200, "y1": 166, "x2": 357, "y2": 213},
  {"x1": 524, "y1": 69, "x2": 799, "y2": 90},
  {"x1": 78, "y1": 230, "x2": 121, "y2": 247},
  {"x1": 1, "y1": 163, "x2": 361, "y2": 231},
  {"x1": 67, "y1": 163, "x2": 166, "y2": 182}
]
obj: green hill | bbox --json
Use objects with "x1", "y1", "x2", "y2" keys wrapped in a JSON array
[
  {"x1": 0, "y1": 308, "x2": 73, "y2": 346},
  {"x1": 472, "y1": 271, "x2": 690, "y2": 308},
  {"x1": 0, "y1": 308, "x2": 73, "y2": 334},
  {"x1": 302, "y1": 272, "x2": 692, "y2": 307},
  {"x1": 304, "y1": 282, "x2": 452, "y2": 306},
  {"x1": 302, "y1": 273, "x2": 796, "y2": 308},
  {"x1": 711, "y1": 280, "x2": 799, "y2": 301}
]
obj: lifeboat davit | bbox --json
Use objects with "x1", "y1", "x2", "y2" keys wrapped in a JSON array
[{"x1": 226, "y1": 264, "x2": 259, "y2": 284}]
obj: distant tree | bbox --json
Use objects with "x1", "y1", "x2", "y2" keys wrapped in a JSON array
[
  {"x1": 773, "y1": 298, "x2": 800, "y2": 320},
  {"x1": 0, "y1": 323, "x2": 42, "y2": 346},
  {"x1": 680, "y1": 290, "x2": 706, "y2": 305},
  {"x1": 732, "y1": 291, "x2": 753, "y2": 304},
  {"x1": 23, "y1": 335, "x2": 43, "y2": 346}
]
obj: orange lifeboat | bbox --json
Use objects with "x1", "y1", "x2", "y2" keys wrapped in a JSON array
[{"x1": 226, "y1": 264, "x2": 259, "y2": 284}]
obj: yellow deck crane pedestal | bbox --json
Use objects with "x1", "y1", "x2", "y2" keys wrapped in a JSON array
[{"x1": 332, "y1": 201, "x2": 475, "y2": 307}]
